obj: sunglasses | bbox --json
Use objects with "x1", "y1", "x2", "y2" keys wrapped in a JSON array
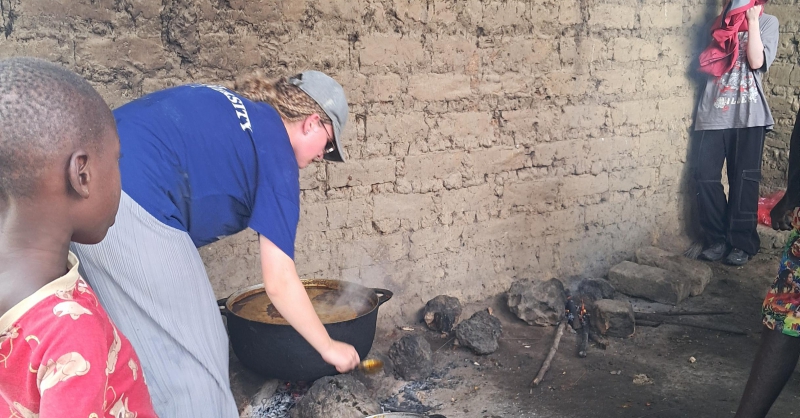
[{"x1": 320, "y1": 121, "x2": 335, "y2": 155}]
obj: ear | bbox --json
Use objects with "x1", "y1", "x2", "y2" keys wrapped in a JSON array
[
  {"x1": 301, "y1": 113, "x2": 321, "y2": 136},
  {"x1": 67, "y1": 150, "x2": 91, "y2": 199}
]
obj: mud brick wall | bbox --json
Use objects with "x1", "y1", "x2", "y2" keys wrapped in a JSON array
[
  {"x1": 762, "y1": 0, "x2": 800, "y2": 190},
  {"x1": 0, "y1": 0, "x2": 715, "y2": 325}
]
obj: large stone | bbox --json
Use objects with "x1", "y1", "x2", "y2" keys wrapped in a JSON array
[
  {"x1": 290, "y1": 375, "x2": 381, "y2": 418},
  {"x1": 506, "y1": 278, "x2": 566, "y2": 326},
  {"x1": 569, "y1": 278, "x2": 617, "y2": 324},
  {"x1": 423, "y1": 295, "x2": 463, "y2": 333},
  {"x1": 591, "y1": 299, "x2": 635, "y2": 338},
  {"x1": 455, "y1": 309, "x2": 503, "y2": 355},
  {"x1": 388, "y1": 335, "x2": 434, "y2": 381},
  {"x1": 576, "y1": 278, "x2": 616, "y2": 302},
  {"x1": 635, "y1": 246, "x2": 712, "y2": 296},
  {"x1": 758, "y1": 224, "x2": 790, "y2": 251},
  {"x1": 608, "y1": 261, "x2": 691, "y2": 305}
]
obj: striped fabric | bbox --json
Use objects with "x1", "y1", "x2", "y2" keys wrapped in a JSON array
[{"x1": 71, "y1": 192, "x2": 238, "y2": 418}]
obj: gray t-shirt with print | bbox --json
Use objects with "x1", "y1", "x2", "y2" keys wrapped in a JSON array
[{"x1": 694, "y1": 13, "x2": 779, "y2": 131}]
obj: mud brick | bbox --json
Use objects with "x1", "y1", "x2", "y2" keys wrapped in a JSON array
[
  {"x1": 408, "y1": 74, "x2": 472, "y2": 101},
  {"x1": 588, "y1": 4, "x2": 636, "y2": 29},
  {"x1": 608, "y1": 261, "x2": 691, "y2": 305},
  {"x1": 591, "y1": 299, "x2": 635, "y2": 338},
  {"x1": 634, "y1": 246, "x2": 712, "y2": 297}
]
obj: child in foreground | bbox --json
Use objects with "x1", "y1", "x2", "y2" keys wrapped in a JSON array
[{"x1": 0, "y1": 57, "x2": 157, "y2": 417}]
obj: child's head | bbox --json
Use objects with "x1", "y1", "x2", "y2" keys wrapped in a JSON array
[{"x1": 0, "y1": 57, "x2": 120, "y2": 244}]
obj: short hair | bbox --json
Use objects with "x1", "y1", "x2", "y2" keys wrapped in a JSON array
[{"x1": 0, "y1": 57, "x2": 113, "y2": 197}]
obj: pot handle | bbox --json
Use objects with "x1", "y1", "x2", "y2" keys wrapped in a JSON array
[
  {"x1": 217, "y1": 298, "x2": 230, "y2": 317},
  {"x1": 372, "y1": 288, "x2": 393, "y2": 306}
]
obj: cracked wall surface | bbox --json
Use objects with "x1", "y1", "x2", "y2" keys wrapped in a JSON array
[{"x1": 2, "y1": 0, "x2": 793, "y2": 326}]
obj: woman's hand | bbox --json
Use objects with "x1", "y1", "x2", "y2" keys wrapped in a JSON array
[
  {"x1": 258, "y1": 235, "x2": 361, "y2": 373},
  {"x1": 320, "y1": 339, "x2": 360, "y2": 373}
]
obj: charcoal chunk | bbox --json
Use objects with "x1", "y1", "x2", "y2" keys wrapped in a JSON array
[
  {"x1": 455, "y1": 310, "x2": 503, "y2": 355},
  {"x1": 388, "y1": 335, "x2": 433, "y2": 381},
  {"x1": 290, "y1": 374, "x2": 380, "y2": 418},
  {"x1": 423, "y1": 295, "x2": 463, "y2": 333}
]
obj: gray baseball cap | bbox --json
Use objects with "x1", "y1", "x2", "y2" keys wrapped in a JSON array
[{"x1": 289, "y1": 70, "x2": 349, "y2": 162}]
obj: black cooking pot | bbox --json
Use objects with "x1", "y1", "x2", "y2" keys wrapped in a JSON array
[{"x1": 218, "y1": 279, "x2": 392, "y2": 382}]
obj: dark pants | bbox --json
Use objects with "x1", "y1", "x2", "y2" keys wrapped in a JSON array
[
  {"x1": 782, "y1": 110, "x2": 800, "y2": 208},
  {"x1": 694, "y1": 127, "x2": 766, "y2": 256}
]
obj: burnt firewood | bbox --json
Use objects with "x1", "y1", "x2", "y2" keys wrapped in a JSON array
[
  {"x1": 589, "y1": 330, "x2": 609, "y2": 349},
  {"x1": 578, "y1": 317, "x2": 590, "y2": 358}
]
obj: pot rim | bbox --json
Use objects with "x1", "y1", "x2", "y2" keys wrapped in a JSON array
[{"x1": 223, "y1": 279, "x2": 391, "y2": 325}]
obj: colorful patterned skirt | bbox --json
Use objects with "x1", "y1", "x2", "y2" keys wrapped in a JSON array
[{"x1": 763, "y1": 208, "x2": 800, "y2": 337}]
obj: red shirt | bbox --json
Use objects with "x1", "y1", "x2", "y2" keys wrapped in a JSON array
[{"x1": 0, "y1": 253, "x2": 158, "y2": 418}]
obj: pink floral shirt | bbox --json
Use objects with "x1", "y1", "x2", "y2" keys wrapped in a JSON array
[{"x1": 0, "y1": 253, "x2": 157, "y2": 418}]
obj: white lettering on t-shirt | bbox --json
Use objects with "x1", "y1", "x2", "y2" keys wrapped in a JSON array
[{"x1": 204, "y1": 85, "x2": 253, "y2": 133}]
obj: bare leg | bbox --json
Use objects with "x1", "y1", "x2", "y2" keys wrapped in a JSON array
[{"x1": 734, "y1": 327, "x2": 800, "y2": 418}]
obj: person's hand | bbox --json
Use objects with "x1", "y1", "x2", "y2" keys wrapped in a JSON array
[
  {"x1": 320, "y1": 339, "x2": 360, "y2": 373},
  {"x1": 771, "y1": 205, "x2": 794, "y2": 231},
  {"x1": 770, "y1": 195, "x2": 794, "y2": 231},
  {"x1": 745, "y1": 4, "x2": 762, "y2": 22}
]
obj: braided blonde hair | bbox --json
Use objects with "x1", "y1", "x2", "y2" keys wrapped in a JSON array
[{"x1": 232, "y1": 73, "x2": 331, "y2": 124}]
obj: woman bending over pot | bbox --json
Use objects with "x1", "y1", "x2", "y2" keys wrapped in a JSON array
[{"x1": 71, "y1": 71, "x2": 359, "y2": 418}]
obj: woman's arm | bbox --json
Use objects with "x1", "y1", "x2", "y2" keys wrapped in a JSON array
[
  {"x1": 745, "y1": 5, "x2": 765, "y2": 70},
  {"x1": 258, "y1": 234, "x2": 359, "y2": 372}
]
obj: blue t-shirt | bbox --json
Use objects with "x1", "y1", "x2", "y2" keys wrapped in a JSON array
[{"x1": 115, "y1": 84, "x2": 300, "y2": 258}]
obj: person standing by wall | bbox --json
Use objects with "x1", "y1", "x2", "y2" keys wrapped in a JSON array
[
  {"x1": 692, "y1": 0, "x2": 779, "y2": 266},
  {"x1": 71, "y1": 71, "x2": 359, "y2": 417}
]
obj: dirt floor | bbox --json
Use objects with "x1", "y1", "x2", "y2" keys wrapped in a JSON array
[
  {"x1": 230, "y1": 238, "x2": 800, "y2": 418},
  {"x1": 355, "y1": 244, "x2": 800, "y2": 418}
]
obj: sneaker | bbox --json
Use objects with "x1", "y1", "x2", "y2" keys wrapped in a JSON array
[
  {"x1": 699, "y1": 242, "x2": 727, "y2": 262},
  {"x1": 725, "y1": 248, "x2": 750, "y2": 266}
]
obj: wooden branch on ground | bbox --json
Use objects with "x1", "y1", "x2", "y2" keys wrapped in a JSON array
[
  {"x1": 531, "y1": 320, "x2": 566, "y2": 387},
  {"x1": 636, "y1": 319, "x2": 662, "y2": 327},
  {"x1": 656, "y1": 317, "x2": 747, "y2": 335},
  {"x1": 588, "y1": 331, "x2": 609, "y2": 349},
  {"x1": 633, "y1": 310, "x2": 733, "y2": 317},
  {"x1": 633, "y1": 313, "x2": 746, "y2": 335},
  {"x1": 578, "y1": 325, "x2": 589, "y2": 358}
]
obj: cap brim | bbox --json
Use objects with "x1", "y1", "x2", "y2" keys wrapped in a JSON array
[
  {"x1": 323, "y1": 147, "x2": 344, "y2": 162},
  {"x1": 322, "y1": 112, "x2": 346, "y2": 162}
]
